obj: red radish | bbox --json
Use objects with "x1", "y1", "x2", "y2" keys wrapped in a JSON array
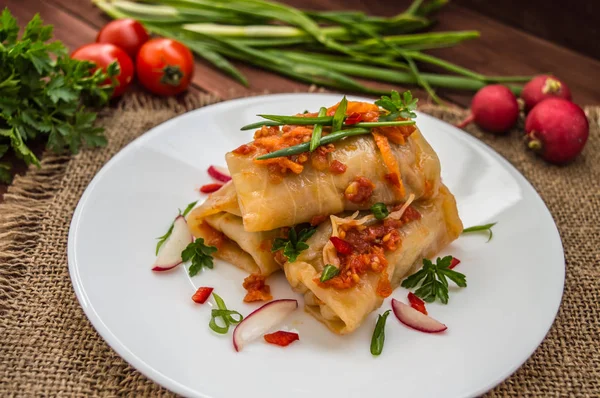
[
  {"x1": 456, "y1": 85, "x2": 519, "y2": 133},
  {"x1": 200, "y1": 183, "x2": 223, "y2": 193},
  {"x1": 525, "y1": 98, "x2": 589, "y2": 164},
  {"x1": 264, "y1": 331, "x2": 300, "y2": 347},
  {"x1": 233, "y1": 299, "x2": 298, "y2": 352},
  {"x1": 152, "y1": 216, "x2": 193, "y2": 271},
  {"x1": 407, "y1": 292, "x2": 427, "y2": 315},
  {"x1": 329, "y1": 236, "x2": 353, "y2": 255},
  {"x1": 521, "y1": 75, "x2": 572, "y2": 112},
  {"x1": 207, "y1": 165, "x2": 231, "y2": 182},
  {"x1": 391, "y1": 299, "x2": 447, "y2": 333},
  {"x1": 449, "y1": 257, "x2": 461, "y2": 270},
  {"x1": 191, "y1": 287, "x2": 214, "y2": 304}
]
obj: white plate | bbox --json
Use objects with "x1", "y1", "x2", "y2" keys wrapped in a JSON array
[{"x1": 68, "y1": 93, "x2": 564, "y2": 398}]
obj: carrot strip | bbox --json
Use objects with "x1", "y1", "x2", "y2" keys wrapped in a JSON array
[{"x1": 372, "y1": 132, "x2": 405, "y2": 198}]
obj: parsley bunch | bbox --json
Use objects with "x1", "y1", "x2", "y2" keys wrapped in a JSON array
[
  {"x1": 401, "y1": 256, "x2": 467, "y2": 304},
  {"x1": 0, "y1": 9, "x2": 117, "y2": 183},
  {"x1": 376, "y1": 90, "x2": 418, "y2": 121},
  {"x1": 272, "y1": 225, "x2": 316, "y2": 263},
  {"x1": 182, "y1": 238, "x2": 218, "y2": 276}
]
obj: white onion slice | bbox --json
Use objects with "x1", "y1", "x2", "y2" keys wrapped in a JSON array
[
  {"x1": 391, "y1": 298, "x2": 447, "y2": 333},
  {"x1": 233, "y1": 299, "x2": 298, "y2": 351},
  {"x1": 152, "y1": 216, "x2": 193, "y2": 271}
]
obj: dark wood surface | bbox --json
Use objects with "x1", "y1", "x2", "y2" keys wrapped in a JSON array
[
  {"x1": 455, "y1": 0, "x2": 600, "y2": 60},
  {"x1": 2, "y1": 0, "x2": 600, "y2": 200}
]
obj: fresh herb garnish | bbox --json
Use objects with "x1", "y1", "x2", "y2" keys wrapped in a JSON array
[
  {"x1": 332, "y1": 96, "x2": 348, "y2": 132},
  {"x1": 401, "y1": 256, "x2": 467, "y2": 304},
  {"x1": 209, "y1": 292, "x2": 243, "y2": 334},
  {"x1": 182, "y1": 238, "x2": 218, "y2": 276},
  {"x1": 320, "y1": 264, "x2": 340, "y2": 282},
  {"x1": 271, "y1": 225, "x2": 316, "y2": 263},
  {"x1": 370, "y1": 202, "x2": 389, "y2": 220},
  {"x1": 155, "y1": 200, "x2": 198, "y2": 254},
  {"x1": 462, "y1": 222, "x2": 497, "y2": 242},
  {"x1": 0, "y1": 10, "x2": 117, "y2": 183},
  {"x1": 376, "y1": 90, "x2": 418, "y2": 121},
  {"x1": 370, "y1": 310, "x2": 391, "y2": 356},
  {"x1": 309, "y1": 107, "x2": 327, "y2": 152}
]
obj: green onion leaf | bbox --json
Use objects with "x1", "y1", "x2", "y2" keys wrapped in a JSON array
[
  {"x1": 209, "y1": 293, "x2": 244, "y2": 334},
  {"x1": 332, "y1": 96, "x2": 348, "y2": 132},
  {"x1": 310, "y1": 107, "x2": 328, "y2": 152},
  {"x1": 462, "y1": 222, "x2": 497, "y2": 242},
  {"x1": 370, "y1": 310, "x2": 391, "y2": 356},
  {"x1": 320, "y1": 264, "x2": 340, "y2": 282},
  {"x1": 370, "y1": 202, "x2": 389, "y2": 220}
]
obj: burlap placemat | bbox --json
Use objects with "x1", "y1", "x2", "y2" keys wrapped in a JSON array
[{"x1": 0, "y1": 92, "x2": 598, "y2": 397}]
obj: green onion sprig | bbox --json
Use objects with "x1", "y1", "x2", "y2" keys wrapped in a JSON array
[
  {"x1": 370, "y1": 310, "x2": 391, "y2": 356},
  {"x1": 209, "y1": 293, "x2": 244, "y2": 334},
  {"x1": 310, "y1": 107, "x2": 328, "y2": 151}
]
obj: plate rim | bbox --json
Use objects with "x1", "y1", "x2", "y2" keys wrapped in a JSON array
[{"x1": 67, "y1": 92, "x2": 565, "y2": 398}]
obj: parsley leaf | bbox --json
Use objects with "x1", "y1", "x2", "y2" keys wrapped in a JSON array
[
  {"x1": 401, "y1": 256, "x2": 466, "y2": 304},
  {"x1": 271, "y1": 225, "x2": 316, "y2": 263},
  {"x1": 376, "y1": 90, "x2": 418, "y2": 121},
  {"x1": 0, "y1": 9, "x2": 117, "y2": 183},
  {"x1": 182, "y1": 238, "x2": 218, "y2": 277},
  {"x1": 155, "y1": 200, "x2": 198, "y2": 255}
]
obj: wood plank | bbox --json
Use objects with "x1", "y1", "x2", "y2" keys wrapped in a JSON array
[
  {"x1": 454, "y1": 0, "x2": 600, "y2": 60},
  {"x1": 48, "y1": 0, "x2": 600, "y2": 106}
]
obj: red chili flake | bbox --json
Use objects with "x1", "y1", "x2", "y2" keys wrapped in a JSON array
[
  {"x1": 200, "y1": 183, "x2": 223, "y2": 193},
  {"x1": 408, "y1": 292, "x2": 428, "y2": 315},
  {"x1": 329, "y1": 160, "x2": 347, "y2": 174},
  {"x1": 449, "y1": 257, "x2": 461, "y2": 269},
  {"x1": 264, "y1": 331, "x2": 300, "y2": 347},
  {"x1": 344, "y1": 112, "x2": 362, "y2": 125},
  {"x1": 192, "y1": 287, "x2": 214, "y2": 304},
  {"x1": 329, "y1": 236, "x2": 353, "y2": 255}
]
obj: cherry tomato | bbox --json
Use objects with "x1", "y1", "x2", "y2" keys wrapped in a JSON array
[
  {"x1": 96, "y1": 19, "x2": 149, "y2": 59},
  {"x1": 71, "y1": 43, "x2": 134, "y2": 98},
  {"x1": 136, "y1": 38, "x2": 194, "y2": 96}
]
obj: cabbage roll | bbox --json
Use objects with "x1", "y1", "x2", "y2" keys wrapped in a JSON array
[
  {"x1": 187, "y1": 181, "x2": 280, "y2": 276},
  {"x1": 283, "y1": 185, "x2": 463, "y2": 334},
  {"x1": 226, "y1": 127, "x2": 441, "y2": 232}
]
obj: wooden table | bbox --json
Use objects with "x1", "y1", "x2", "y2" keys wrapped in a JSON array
[{"x1": 2, "y1": 0, "x2": 600, "y2": 200}]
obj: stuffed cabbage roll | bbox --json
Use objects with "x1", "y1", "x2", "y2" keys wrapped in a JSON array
[
  {"x1": 226, "y1": 101, "x2": 441, "y2": 232},
  {"x1": 187, "y1": 181, "x2": 280, "y2": 276},
  {"x1": 283, "y1": 185, "x2": 463, "y2": 334}
]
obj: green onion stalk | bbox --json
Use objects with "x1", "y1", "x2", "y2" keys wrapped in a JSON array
[{"x1": 93, "y1": 0, "x2": 531, "y2": 101}]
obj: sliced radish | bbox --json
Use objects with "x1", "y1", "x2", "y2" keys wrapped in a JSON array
[
  {"x1": 391, "y1": 298, "x2": 447, "y2": 333},
  {"x1": 208, "y1": 165, "x2": 231, "y2": 182},
  {"x1": 152, "y1": 216, "x2": 193, "y2": 271},
  {"x1": 233, "y1": 299, "x2": 298, "y2": 352}
]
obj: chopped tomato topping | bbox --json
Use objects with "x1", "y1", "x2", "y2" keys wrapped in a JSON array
[
  {"x1": 191, "y1": 287, "x2": 213, "y2": 304},
  {"x1": 449, "y1": 257, "x2": 461, "y2": 269},
  {"x1": 264, "y1": 331, "x2": 299, "y2": 347},
  {"x1": 344, "y1": 176, "x2": 375, "y2": 203},
  {"x1": 310, "y1": 215, "x2": 328, "y2": 226},
  {"x1": 330, "y1": 236, "x2": 353, "y2": 255},
  {"x1": 344, "y1": 112, "x2": 362, "y2": 125},
  {"x1": 329, "y1": 160, "x2": 347, "y2": 174},
  {"x1": 232, "y1": 144, "x2": 255, "y2": 155},
  {"x1": 408, "y1": 292, "x2": 428, "y2": 315},
  {"x1": 376, "y1": 270, "x2": 392, "y2": 298},
  {"x1": 200, "y1": 183, "x2": 223, "y2": 193},
  {"x1": 318, "y1": 205, "x2": 421, "y2": 292},
  {"x1": 242, "y1": 274, "x2": 273, "y2": 303}
]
